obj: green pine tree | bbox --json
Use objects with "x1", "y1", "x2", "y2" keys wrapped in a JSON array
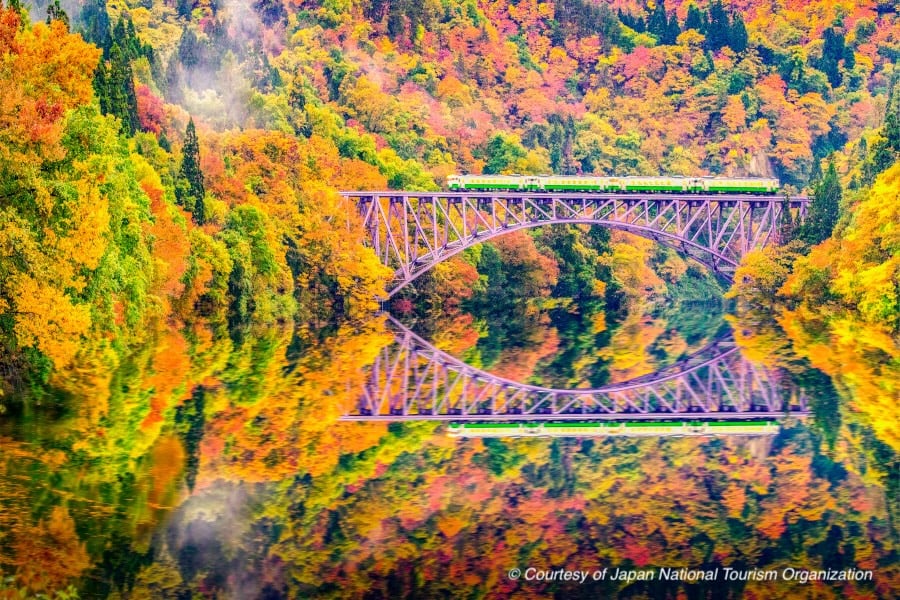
[
  {"x1": 110, "y1": 44, "x2": 140, "y2": 134},
  {"x1": 93, "y1": 41, "x2": 140, "y2": 135},
  {"x1": 178, "y1": 27, "x2": 202, "y2": 69},
  {"x1": 93, "y1": 59, "x2": 110, "y2": 115},
  {"x1": 80, "y1": 0, "x2": 112, "y2": 56},
  {"x1": 706, "y1": 0, "x2": 730, "y2": 51},
  {"x1": 177, "y1": 0, "x2": 193, "y2": 19},
  {"x1": 884, "y1": 103, "x2": 900, "y2": 152},
  {"x1": 801, "y1": 160, "x2": 842, "y2": 245},
  {"x1": 684, "y1": 4, "x2": 704, "y2": 33},
  {"x1": 158, "y1": 130, "x2": 172, "y2": 152},
  {"x1": 730, "y1": 13, "x2": 748, "y2": 52},
  {"x1": 46, "y1": 0, "x2": 70, "y2": 29},
  {"x1": 820, "y1": 28, "x2": 846, "y2": 87},
  {"x1": 664, "y1": 12, "x2": 681, "y2": 45},
  {"x1": 647, "y1": 0, "x2": 669, "y2": 42},
  {"x1": 178, "y1": 118, "x2": 206, "y2": 224},
  {"x1": 886, "y1": 70, "x2": 897, "y2": 114}
]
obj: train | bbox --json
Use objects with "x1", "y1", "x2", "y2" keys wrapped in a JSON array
[
  {"x1": 446, "y1": 174, "x2": 780, "y2": 194},
  {"x1": 446, "y1": 420, "x2": 780, "y2": 438}
]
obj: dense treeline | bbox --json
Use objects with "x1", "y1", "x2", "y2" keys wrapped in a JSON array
[
  {"x1": 727, "y1": 89, "x2": 899, "y2": 452},
  {"x1": 619, "y1": 0, "x2": 748, "y2": 52},
  {"x1": 275, "y1": 0, "x2": 898, "y2": 185},
  {"x1": 33, "y1": 0, "x2": 895, "y2": 189},
  {"x1": 0, "y1": 3, "x2": 391, "y2": 393}
]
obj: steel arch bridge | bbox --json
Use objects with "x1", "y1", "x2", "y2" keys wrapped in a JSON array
[
  {"x1": 340, "y1": 191, "x2": 808, "y2": 298},
  {"x1": 340, "y1": 315, "x2": 809, "y2": 423}
]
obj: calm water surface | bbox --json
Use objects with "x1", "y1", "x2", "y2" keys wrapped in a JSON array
[{"x1": 0, "y1": 299, "x2": 897, "y2": 599}]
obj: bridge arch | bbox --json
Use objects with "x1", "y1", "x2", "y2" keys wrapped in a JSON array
[
  {"x1": 388, "y1": 218, "x2": 735, "y2": 298},
  {"x1": 341, "y1": 192, "x2": 808, "y2": 299}
]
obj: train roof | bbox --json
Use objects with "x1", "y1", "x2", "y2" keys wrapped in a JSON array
[{"x1": 451, "y1": 174, "x2": 778, "y2": 181}]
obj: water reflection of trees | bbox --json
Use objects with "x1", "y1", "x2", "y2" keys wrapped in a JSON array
[
  {"x1": 156, "y1": 423, "x2": 896, "y2": 599},
  {"x1": 0, "y1": 314, "x2": 897, "y2": 598},
  {"x1": 405, "y1": 296, "x2": 729, "y2": 391}
]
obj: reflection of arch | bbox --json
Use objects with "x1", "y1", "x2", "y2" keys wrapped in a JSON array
[
  {"x1": 341, "y1": 315, "x2": 809, "y2": 422},
  {"x1": 340, "y1": 192, "x2": 808, "y2": 298}
]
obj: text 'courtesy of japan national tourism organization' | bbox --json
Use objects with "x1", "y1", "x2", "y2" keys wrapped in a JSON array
[{"x1": 508, "y1": 567, "x2": 875, "y2": 585}]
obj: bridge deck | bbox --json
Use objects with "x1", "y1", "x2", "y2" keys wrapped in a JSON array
[{"x1": 341, "y1": 191, "x2": 809, "y2": 207}]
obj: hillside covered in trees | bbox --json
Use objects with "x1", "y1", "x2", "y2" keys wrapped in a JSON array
[
  {"x1": 0, "y1": 0, "x2": 899, "y2": 598},
  {"x1": 0, "y1": 0, "x2": 897, "y2": 383}
]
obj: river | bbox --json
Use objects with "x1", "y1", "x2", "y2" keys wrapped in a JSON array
[{"x1": 0, "y1": 291, "x2": 897, "y2": 599}]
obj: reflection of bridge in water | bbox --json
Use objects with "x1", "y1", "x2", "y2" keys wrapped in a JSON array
[{"x1": 340, "y1": 316, "x2": 809, "y2": 425}]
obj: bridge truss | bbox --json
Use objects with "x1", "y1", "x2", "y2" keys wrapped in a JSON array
[
  {"x1": 340, "y1": 192, "x2": 808, "y2": 298},
  {"x1": 341, "y1": 316, "x2": 809, "y2": 423}
]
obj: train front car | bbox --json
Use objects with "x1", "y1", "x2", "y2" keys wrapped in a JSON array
[{"x1": 704, "y1": 177, "x2": 781, "y2": 194}]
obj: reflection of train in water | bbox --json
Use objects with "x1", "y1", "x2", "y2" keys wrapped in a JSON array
[
  {"x1": 446, "y1": 175, "x2": 780, "y2": 194},
  {"x1": 447, "y1": 420, "x2": 780, "y2": 438}
]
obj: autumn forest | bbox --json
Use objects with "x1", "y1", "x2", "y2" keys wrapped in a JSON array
[{"x1": 0, "y1": 0, "x2": 898, "y2": 598}]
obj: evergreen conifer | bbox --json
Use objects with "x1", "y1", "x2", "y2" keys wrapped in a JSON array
[
  {"x1": 684, "y1": 4, "x2": 704, "y2": 33},
  {"x1": 178, "y1": 118, "x2": 205, "y2": 224},
  {"x1": 802, "y1": 160, "x2": 842, "y2": 245}
]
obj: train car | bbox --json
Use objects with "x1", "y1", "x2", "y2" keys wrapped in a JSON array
[
  {"x1": 447, "y1": 175, "x2": 524, "y2": 190},
  {"x1": 446, "y1": 420, "x2": 780, "y2": 438},
  {"x1": 540, "y1": 176, "x2": 605, "y2": 192},
  {"x1": 447, "y1": 174, "x2": 779, "y2": 194},
  {"x1": 701, "y1": 176, "x2": 778, "y2": 193},
  {"x1": 622, "y1": 176, "x2": 686, "y2": 192}
]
